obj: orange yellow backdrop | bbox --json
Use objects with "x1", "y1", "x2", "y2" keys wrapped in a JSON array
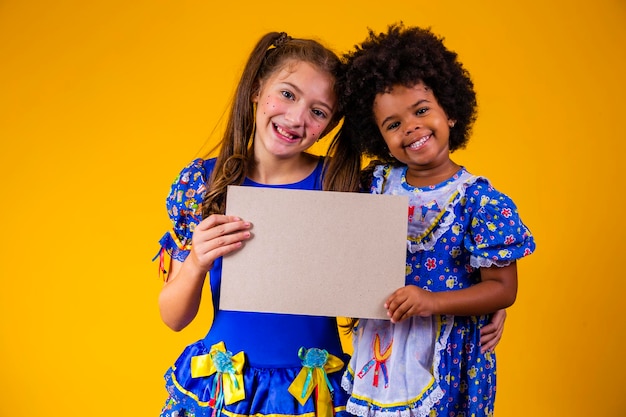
[{"x1": 1, "y1": 1, "x2": 624, "y2": 416}]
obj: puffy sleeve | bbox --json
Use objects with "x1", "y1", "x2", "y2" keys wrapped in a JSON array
[
  {"x1": 157, "y1": 158, "x2": 210, "y2": 264},
  {"x1": 462, "y1": 179, "x2": 536, "y2": 268}
]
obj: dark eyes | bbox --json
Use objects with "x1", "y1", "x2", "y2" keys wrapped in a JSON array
[
  {"x1": 281, "y1": 90, "x2": 327, "y2": 119},
  {"x1": 385, "y1": 107, "x2": 429, "y2": 131},
  {"x1": 312, "y1": 109, "x2": 327, "y2": 119},
  {"x1": 387, "y1": 121, "x2": 401, "y2": 131}
]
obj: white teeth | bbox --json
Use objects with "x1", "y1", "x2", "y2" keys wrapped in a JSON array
[
  {"x1": 276, "y1": 125, "x2": 295, "y2": 139},
  {"x1": 408, "y1": 135, "x2": 429, "y2": 149}
]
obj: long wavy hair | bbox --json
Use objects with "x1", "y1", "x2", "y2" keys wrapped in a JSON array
[{"x1": 202, "y1": 32, "x2": 345, "y2": 218}]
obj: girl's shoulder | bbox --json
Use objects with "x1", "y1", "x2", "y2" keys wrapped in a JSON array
[
  {"x1": 174, "y1": 157, "x2": 216, "y2": 182},
  {"x1": 169, "y1": 157, "x2": 217, "y2": 191},
  {"x1": 165, "y1": 157, "x2": 217, "y2": 217},
  {"x1": 461, "y1": 173, "x2": 519, "y2": 211},
  {"x1": 366, "y1": 162, "x2": 402, "y2": 194}
]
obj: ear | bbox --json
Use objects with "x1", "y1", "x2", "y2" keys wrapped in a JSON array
[
  {"x1": 251, "y1": 81, "x2": 261, "y2": 103},
  {"x1": 448, "y1": 119, "x2": 456, "y2": 128}
]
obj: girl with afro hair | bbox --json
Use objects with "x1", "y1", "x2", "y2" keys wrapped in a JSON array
[{"x1": 326, "y1": 23, "x2": 536, "y2": 417}]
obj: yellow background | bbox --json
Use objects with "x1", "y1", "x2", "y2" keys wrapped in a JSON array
[{"x1": 1, "y1": 0, "x2": 624, "y2": 415}]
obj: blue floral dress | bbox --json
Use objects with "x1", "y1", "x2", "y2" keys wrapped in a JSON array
[
  {"x1": 341, "y1": 165, "x2": 535, "y2": 417},
  {"x1": 156, "y1": 158, "x2": 351, "y2": 417}
]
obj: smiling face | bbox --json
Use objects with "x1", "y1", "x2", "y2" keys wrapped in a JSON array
[
  {"x1": 373, "y1": 82, "x2": 458, "y2": 184},
  {"x1": 252, "y1": 60, "x2": 337, "y2": 161}
]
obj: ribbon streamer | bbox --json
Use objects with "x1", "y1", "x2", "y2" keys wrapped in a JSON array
[
  {"x1": 152, "y1": 229, "x2": 193, "y2": 282},
  {"x1": 152, "y1": 247, "x2": 169, "y2": 281},
  {"x1": 288, "y1": 347, "x2": 344, "y2": 417},
  {"x1": 190, "y1": 341, "x2": 246, "y2": 416}
]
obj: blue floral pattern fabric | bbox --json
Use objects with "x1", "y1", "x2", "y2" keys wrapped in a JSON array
[
  {"x1": 158, "y1": 158, "x2": 207, "y2": 263},
  {"x1": 342, "y1": 165, "x2": 535, "y2": 417},
  {"x1": 157, "y1": 158, "x2": 350, "y2": 417}
]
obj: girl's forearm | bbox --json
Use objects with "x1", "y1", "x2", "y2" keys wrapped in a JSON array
[
  {"x1": 158, "y1": 258, "x2": 208, "y2": 331},
  {"x1": 431, "y1": 263, "x2": 518, "y2": 316}
]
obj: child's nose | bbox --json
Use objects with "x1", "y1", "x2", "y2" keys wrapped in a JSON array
[
  {"x1": 285, "y1": 103, "x2": 306, "y2": 125},
  {"x1": 405, "y1": 121, "x2": 420, "y2": 135}
]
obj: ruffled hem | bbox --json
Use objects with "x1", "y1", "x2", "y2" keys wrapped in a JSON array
[
  {"x1": 162, "y1": 340, "x2": 350, "y2": 417},
  {"x1": 342, "y1": 383, "x2": 443, "y2": 417},
  {"x1": 470, "y1": 255, "x2": 513, "y2": 268}
]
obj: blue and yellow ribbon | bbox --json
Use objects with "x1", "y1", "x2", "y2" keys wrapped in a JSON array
[
  {"x1": 190, "y1": 342, "x2": 245, "y2": 416},
  {"x1": 288, "y1": 347, "x2": 344, "y2": 417}
]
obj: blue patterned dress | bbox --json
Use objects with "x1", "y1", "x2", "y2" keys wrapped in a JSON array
[
  {"x1": 157, "y1": 157, "x2": 351, "y2": 417},
  {"x1": 341, "y1": 165, "x2": 535, "y2": 417}
]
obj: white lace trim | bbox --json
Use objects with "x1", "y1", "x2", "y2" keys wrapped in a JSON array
[
  {"x1": 432, "y1": 314, "x2": 454, "y2": 385},
  {"x1": 372, "y1": 165, "x2": 486, "y2": 255},
  {"x1": 405, "y1": 175, "x2": 482, "y2": 254},
  {"x1": 470, "y1": 255, "x2": 513, "y2": 268},
  {"x1": 341, "y1": 373, "x2": 353, "y2": 394},
  {"x1": 344, "y1": 387, "x2": 444, "y2": 417}
]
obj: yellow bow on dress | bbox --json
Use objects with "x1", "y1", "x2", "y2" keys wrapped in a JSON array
[
  {"x1": 190, "y1": 341, "x2": 246, "y2": 405},
  {"x1": 288, "y1": 347, "x2": 344, "y2": 417}
]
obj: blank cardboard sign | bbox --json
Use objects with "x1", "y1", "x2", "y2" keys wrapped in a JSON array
[{"x1": 220, "y1": 185, "x2": 408, "y2": 320}]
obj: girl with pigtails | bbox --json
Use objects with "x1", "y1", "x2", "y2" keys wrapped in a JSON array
[
  {"x1": 156, "y1": 31, "x2": 350, "y2": 417},
  {"x1": 155, "y1": 28, "x2": 510, "y2": 417}
]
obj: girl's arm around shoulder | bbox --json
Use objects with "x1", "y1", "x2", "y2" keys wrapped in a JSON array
[{"x1": 479, "y1": 308, "x2": 507, "y2": 353}]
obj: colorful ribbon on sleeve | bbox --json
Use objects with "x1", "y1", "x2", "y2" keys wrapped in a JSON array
[
  {"x1": 152, "y1": 247, "x2": 170, "y2": 282},
  {"x1": 288, "y1": 347, "x2": 344, "y2": 417},
  {"x1": 357, "y1": 333, "x2": 392, "y2": 388},
  {"x1": 190, "y1": 342, "x2": 245, "y2": 417},
  {"x1": 152, "y1": 229, "x2": 192, "y2": 282}
]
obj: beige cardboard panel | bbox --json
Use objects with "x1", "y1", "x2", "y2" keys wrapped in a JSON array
[{"x1": 220, "y1": 186, "x2": 408, "y2": 320}]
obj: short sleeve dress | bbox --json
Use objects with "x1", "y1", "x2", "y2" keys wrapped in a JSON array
[
  {"x1": 157, "y1": 158, "x2": 351, "y2": 417},
  {"x1": 341, "y1": 165, "x2": 535, "y2": 417}
]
